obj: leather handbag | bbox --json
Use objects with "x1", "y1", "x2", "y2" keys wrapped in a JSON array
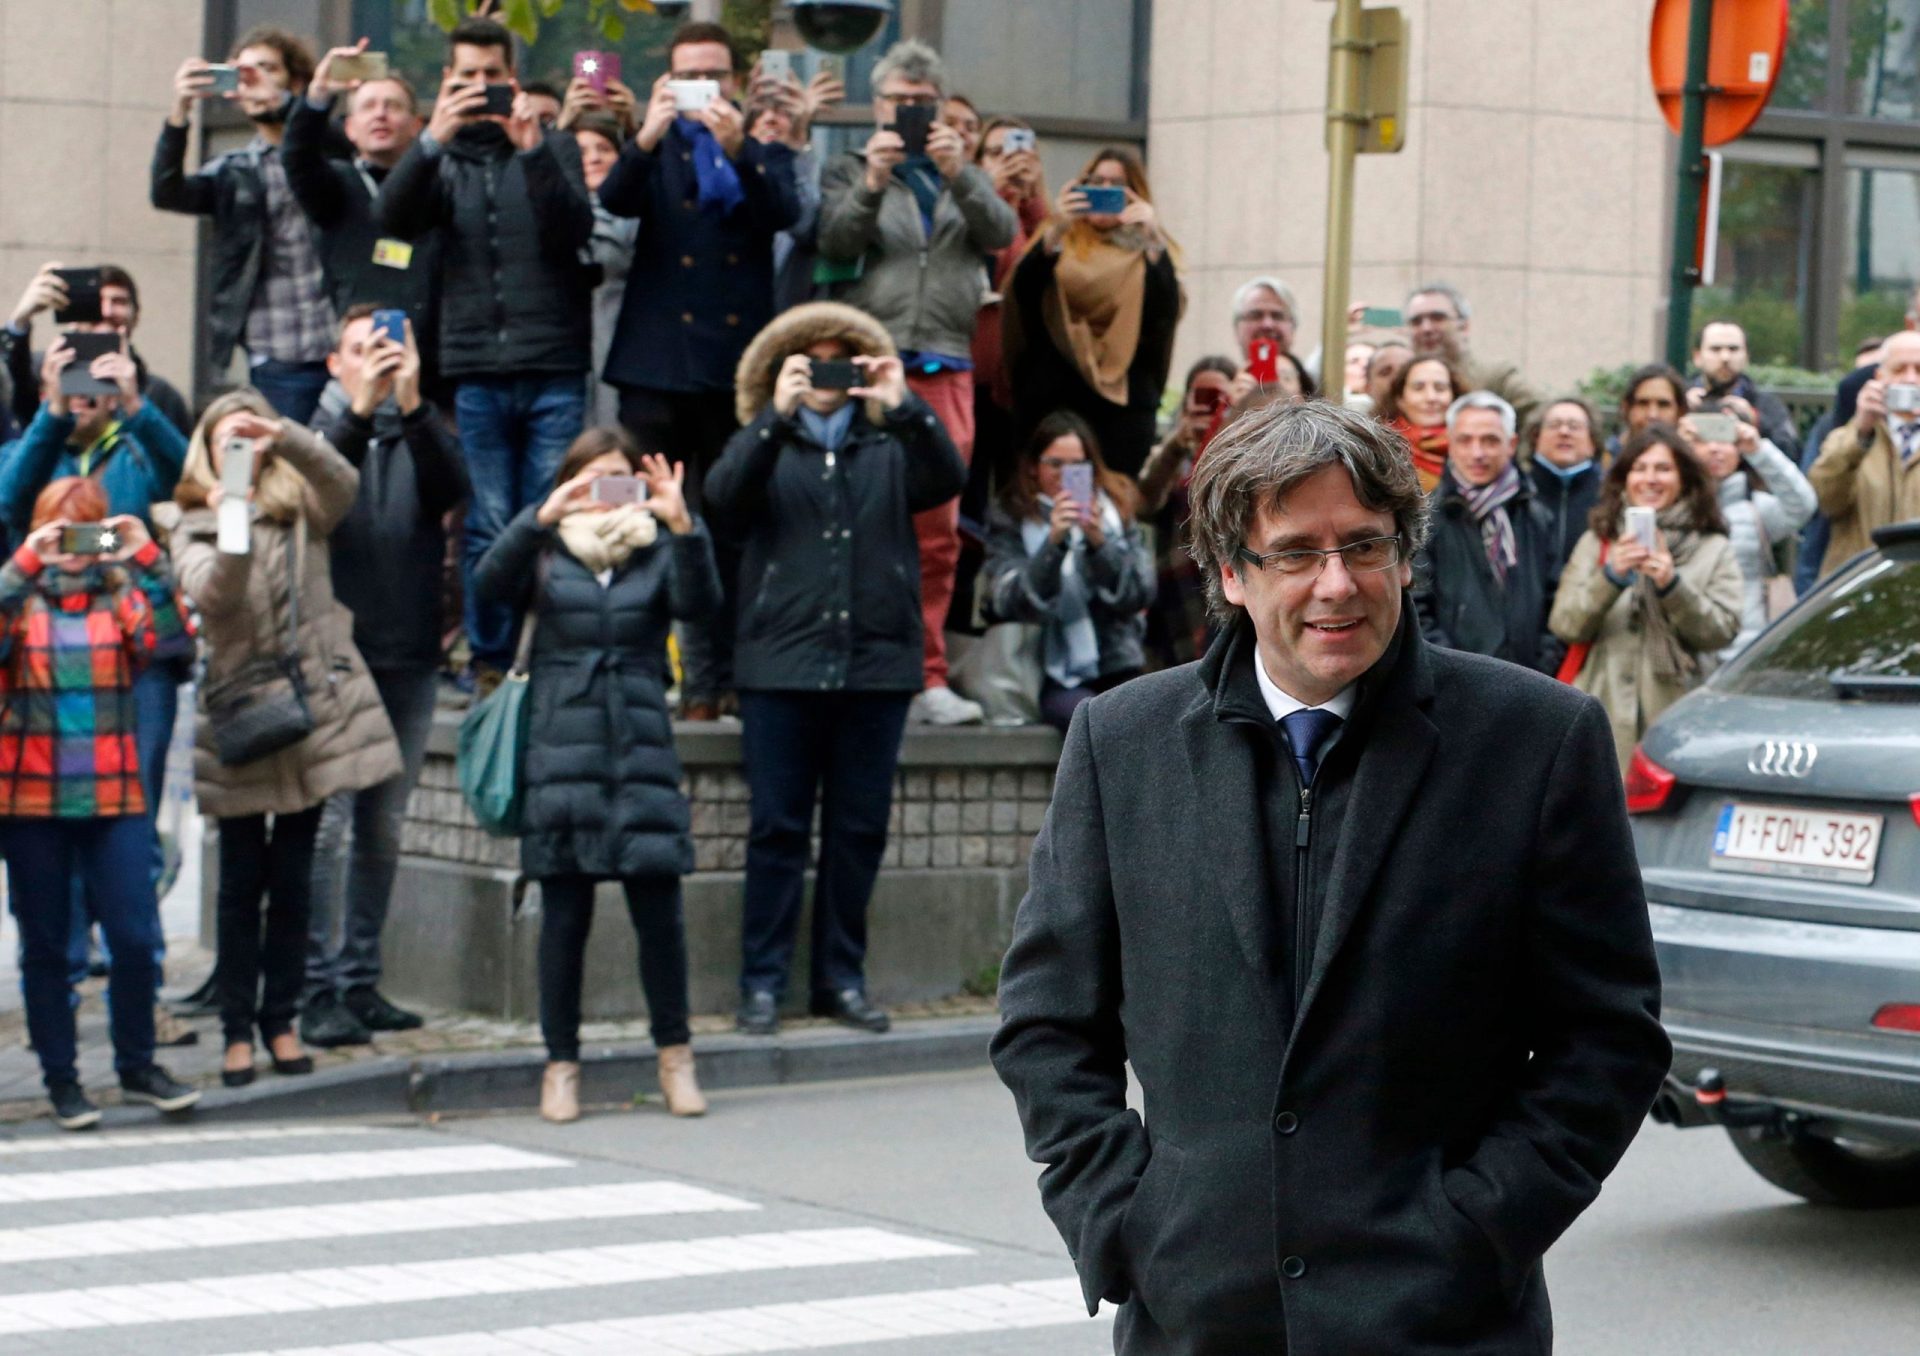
[
  {"x1": 458, "y1": 555, "x2": 548, "y2": 836},
  {"x1": 1555, "y1": 540, "x2": 1608, "y2": 685},
  {"x1": 204, "y1": 519, "x2": 316, "y2": 767}
]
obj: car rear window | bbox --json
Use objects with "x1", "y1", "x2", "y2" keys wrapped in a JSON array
[{"x1": 1717, "y1": 553, "x2": 1920, "y2": 699}]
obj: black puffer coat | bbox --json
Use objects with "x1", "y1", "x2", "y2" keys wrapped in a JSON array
[
  {"x1": 473, "y1": 505, "x2": 722, "y2": 880},
  {"x1": 706, "y1": 302, "x2": 965, "y2": 693}
]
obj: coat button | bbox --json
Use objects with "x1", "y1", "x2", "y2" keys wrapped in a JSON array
[
  {"x1": 726, "y1": 314, "x2": 740, "y2": 326},
  {"x1": 727, "y1": 253, "x2": 739, "y2": 265},
  {"x1": 1281, "y1": 1256, "x2": 1307, "y2": 1280},
  {"x1": 1273, "y1": 1112, "x2": 1298, "y2": 1136},
  {"x1": 681, "y1": 255, "x2": 695, "y2": 268},
  {"x1": 683, "y1": 198, "x2": 697, "y2": 211},
  {"x1": 682, "y1": 312, "x2": 694, "y2": 324}
]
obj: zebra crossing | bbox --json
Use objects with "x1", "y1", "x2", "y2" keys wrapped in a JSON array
[{"x1": 0, "y1": 1118, "x2": 1104, "y2": 1355}]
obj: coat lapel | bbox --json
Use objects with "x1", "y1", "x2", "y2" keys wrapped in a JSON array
[{"x1": 1287, "y1": 626, "x2": 1440, "y2": 1048}]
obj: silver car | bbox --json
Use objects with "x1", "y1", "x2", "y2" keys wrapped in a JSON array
[{"x1": 1632, "y1": 521, "x2": 1920, "y2": 1207}]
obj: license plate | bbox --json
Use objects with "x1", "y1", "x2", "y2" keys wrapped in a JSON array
[{"x1": 1710, "y1": 802, "x2": 1883, "y2": 884}]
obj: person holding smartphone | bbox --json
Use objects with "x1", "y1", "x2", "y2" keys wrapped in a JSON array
[
  {"x1": 982, "y1": 411, "x2": 1154, "y2": 732},
  {"x1": 472, "y1": 428, "x2": 720, "y2": 1123},
  {"x1": 1138, "y1": 357, "x2": 1240, "y2": 670},
  {"x1": 705, "y1": 301, "x2": 965, "y2": 1039},
  {"x1": 1548, "y1": 426, "x2": 1743, "y2": 774},
  {"x1": 0, "y1": 476, "x2": 200, "y2": 1130},
  {"x1": 173, "y1": 394, "x2": 403, "y2": 1087},
  {"x1": 1006, "y1": 145, "x2": 1183, "y2": 481}
]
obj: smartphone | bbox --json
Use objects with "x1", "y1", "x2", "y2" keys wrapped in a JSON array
[
  {"x1": 573, "y1": 50, "x2": 619, "y2": 94},
  {"x1": 1002, "y1": 127, "x2": 1036, "y2": 155},
  {"x1": 1886, "y1": 383, "x2": 1920, "y2": 416},
  {"x1": 61, "y1": 524, "x2": 111, "y2": 556},
  {"x1": 478, "y1": 82, "x2": 516, "y2": 117},
  {"x1": 1691, "y1": 412, "x2": 1739, "y2": 443},
  {"x1": 1061, "y1": 464, "x2": 1095, "y2": 509},
  {"x1": 52, "y1": 268, "x2": 104, "y2": 325},
  {"x1": 590, "y1": 475, "x2": 642, "y2": 506},
  {"x1": 1079, "y1": 185, "x2": 1127, "y2": 215},
  {"x1": 1625, "y1": 505, "x2": 1659, "y2": 552},
  {"x1": 57, "y1": 331, "x2": 120, "y2": 397},
  {"x1": 1192, "y1": 386, "x2": 1227, "y2": 416},
  {"x1": 810, "y1": 358, "x2": 860, "y2": 390},
  {"x1": 1360, "y1": 306, "x2": 1403, "y2": 328},
  {"x1": 758, "y1": 49, "x2": 792, "y2": 84},
  {"x1": 668, "y1": 78, "x2": 720, "y2": 113},
  {"x1": 816, "y1": 55, "x2": 843, "y2": 82},
  {"x1": 371, "y1": 308, "x2": 407, "y2": 345},
  {"x1": 206, "y1": 64, "x2": 242, "y2": 95},
  {"x1": 1246, "y1": 338, "x2": 1281, "y2": 385},
  {"x1": 330, "y1": 51, "x2": 389, "y2": 83},
  {"x1": 890, "y1": 103, "x2": 935, "y2": 157},
  {"x1": 220, "y1": 436, "x2": 257, "y2": 499}
]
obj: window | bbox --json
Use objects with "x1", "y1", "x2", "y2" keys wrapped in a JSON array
[
  {"x1": 1845, "y1": 0, "x2": 1920, "y2": 121},
  {"x1": 1720, "y1": 550, "x2": 1920, "y2": 699},
  {"x1": 1774, "y1": 0, "x2": 1831, "y2": 111},
  {"x1": 1699, "y1": 161, "x2": 1819, "y2": 367},
  {"x1": 1841, "y1": 160, "x2": 1920, "y2": 354}
]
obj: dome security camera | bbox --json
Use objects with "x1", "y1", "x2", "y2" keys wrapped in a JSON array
[{"x1": 789, "y1": 0, "x2": 895, "y2": 55}]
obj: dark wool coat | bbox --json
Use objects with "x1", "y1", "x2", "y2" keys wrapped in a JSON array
[
  {"x1": 1414, "y1": 469, "x2": 1564, "y2": 675},
  {"x1": 473, "y1": 505, "x2": 721, "y2": 881},
  {"x1": 991, "y1": 608, "x2": 1669, "y2": 1355}
]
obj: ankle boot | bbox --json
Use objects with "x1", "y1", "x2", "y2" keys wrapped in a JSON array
[
  {"x1": 540, "y1": 1060, "x2": 581, "y2": 1123},
  {"x1": 656, "y1": 1044, "x2": 707, "y2": 1118}
]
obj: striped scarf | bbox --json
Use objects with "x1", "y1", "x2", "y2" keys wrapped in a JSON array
[{"x1": 1458, "y1": 462, "x2": 1522, "y2": 585}]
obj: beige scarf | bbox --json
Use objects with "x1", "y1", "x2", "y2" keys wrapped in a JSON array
[
  {"x1": 1042, "y1": 230, "x2": 1150, "y2": 407},
  {"x1": 556, "y1": 505, "x2": 658, "y2": 575},
  {"x1": 1633, "y1": 503, "x2": 1711, "y2": 685}
]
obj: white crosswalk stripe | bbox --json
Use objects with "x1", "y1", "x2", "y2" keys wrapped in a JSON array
[
  {"x1": 221, "y1": 1279, "x2": 1100, "y2": 1354},
  {"x1": 0, "y1": 1144, "x2": 567, "y2": 1204},
  {"x1": 0, "y1": 1181, "x2": 758, "y2": 1262},
  {"x1": 0, "y1": 1121, "x2": 1094, "y2": 1355}
]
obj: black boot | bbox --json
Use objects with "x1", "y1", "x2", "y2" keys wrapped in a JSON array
[
  {"x1": 735, "y1": 991, "x2": 779, "y2": 1036},
  {"x1": 816, "y1": 988, "x2": 891, "y2": 1034},
  {"x1": 342, "y1": 987, "x2": 424, "y2": 1032},
  {"x1": 300, "y1": 991, "x2": 373, "y2": 1048}
]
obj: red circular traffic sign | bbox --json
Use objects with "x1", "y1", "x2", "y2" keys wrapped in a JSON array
[{"x1": 1650, "y1": 0, "x2": 1789, "y2": 147}]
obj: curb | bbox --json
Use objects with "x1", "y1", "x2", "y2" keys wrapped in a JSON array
[{"x1": 169, "y1": 1015, "x2": 1001, "y2": 1123}]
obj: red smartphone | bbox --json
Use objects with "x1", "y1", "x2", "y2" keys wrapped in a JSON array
[{"x1": 1247, "y1": 339, "x2": 1280, "y2": 385}]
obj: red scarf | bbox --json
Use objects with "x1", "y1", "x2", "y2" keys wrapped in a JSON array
[{"x1": 1388, "y1": 416, "x2": 1448, "y2": 492}]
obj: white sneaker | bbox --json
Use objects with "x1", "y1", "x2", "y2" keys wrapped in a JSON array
[{"x1": 911, "y1": 685, "x2": 985, "y2": 726}]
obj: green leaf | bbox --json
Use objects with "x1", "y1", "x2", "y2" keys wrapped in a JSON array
[
  {"x1": 501, "y1": 0, "x2": 540, "y2": 43},
  {"x1": 539, "y1": 0, "x2": 563, "y2": 15},
  {"x1": 601, "y1": 12, "x2": 627, "y2": 41},
  {"x1": 428, "y1": 0, "x2": 463, "y2": 31}
]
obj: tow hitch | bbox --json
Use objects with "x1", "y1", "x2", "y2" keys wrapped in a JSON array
[{"x1": 1651, "y1": 1067, "x2": 1799, "y2": 1138}]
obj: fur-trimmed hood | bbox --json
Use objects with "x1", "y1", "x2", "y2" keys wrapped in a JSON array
[{"x1": 733, "y1": 301, "x2": 898, "y2": 427}]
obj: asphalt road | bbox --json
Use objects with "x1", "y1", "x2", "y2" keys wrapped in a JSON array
[{"x1": 2, "y1": 1067, "x2": 1918, "y2": 1354}]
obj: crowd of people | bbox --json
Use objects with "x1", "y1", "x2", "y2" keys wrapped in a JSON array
[{"x1": 3, "y1": 13, "x2": 1917, "y2": 1131}]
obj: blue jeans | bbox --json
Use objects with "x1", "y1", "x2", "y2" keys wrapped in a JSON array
[
  {"x1": 250, "y1": 359, "x2": 331, "y2": 426},
  {"x1": 737, "y1": 690, "x2": 912, "y2": 1002},
  {"x1": 455, "y1": 374, "x2": 587, "y2": 669},
  {"x1": 2, "y1": 817, "x2": 162, "y2": 1089},
  {"x1": 306, "y1": 667, "x2": 439, "y2": 998}
]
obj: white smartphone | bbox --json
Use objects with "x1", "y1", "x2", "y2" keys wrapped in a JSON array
[
  {"x1": 668, "y1": 79, "x2": 719, "y2": 112},
  {"x1": 591, "y1": 475, "x2": 642, "y2": 506},
  {"x1": 759, "y1": 50, "x2": 792, "y2": 84},
  {"x1": 216, "y1": 436, "x2": 256, "y2": 554},
  {"x1": 1625, "y1": 505, "x2": 1658, "y2": 551}
]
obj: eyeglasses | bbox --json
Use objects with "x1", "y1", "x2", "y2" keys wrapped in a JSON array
[
  {"x1": 671, "y1": 68, "x2": 734, "y2": 81},
  {"x1": 1236, "y1": 536, "x2": 1403, "y2": 577},
  {"x1": 1540, "y1": 418, "x2": 1589, "y2": 433},
  {"x1": 1039, "y1": 457, "x2": 1084, "y2": 471},
  {"x1": 879, "y1": 92, "x2": 941, "y2": 107}
]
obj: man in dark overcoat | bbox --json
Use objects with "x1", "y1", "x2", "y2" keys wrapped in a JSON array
[{"x1": 990, "y1": 400, "x2": 1670, "y2": 1354}]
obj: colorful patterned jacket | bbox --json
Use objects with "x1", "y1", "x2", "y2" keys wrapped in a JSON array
[{"x1": 0, "y1": 540, "x2": 189, "y2": 818}]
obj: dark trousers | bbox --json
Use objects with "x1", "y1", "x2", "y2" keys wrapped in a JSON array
[
  {"x1": 536, "y1": 875, "x2": 691, "y2": 1061},
  {"x1": 737, "y1": 690, "x2": 912, "y2": 1001},
  {"x1": 215, "y1": 806, "x2": 323, "y2": 1046},
  {"x1": 1, "y1": 816, "x2": 161, "y2": 1089},
  {"x1": 617, "y1": 386, "x2": 741, "y2": 702},
  {"x1": 250, "y1": 358, "x2": 331, "y2": 426},
  {"x1": 306, "y1": 666, "x2": 439, "y2": 998},
  {"x1": 1039, "y1": 671, "x2": 1138, "y2": 734},
  {"x1": 455, "y1": 373, "x2": 588, "y2": 669}
]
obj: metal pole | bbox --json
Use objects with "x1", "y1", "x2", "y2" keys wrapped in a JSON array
[
  {"x1": 1322, "y1": 0, "x2": 1364, "y2": 388},
  {"x1": 1663, "y1": 0, "x2": 1714, "y2": 369}
]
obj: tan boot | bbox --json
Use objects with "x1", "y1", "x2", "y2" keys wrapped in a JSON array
[
  {"x1": 540, "y1": 1060, "x2": 581, "y2": 1123},
  {"x1": 657, "y1": 1044, "x2": 707, "y2": 1117}
]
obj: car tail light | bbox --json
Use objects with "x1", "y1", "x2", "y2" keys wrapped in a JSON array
[
  {"x1": 1871, "y1": 1004, "x2": 1920, "y2": 1034},
  {"x1": 1625, "y1": 745, "x2": 1677, "y2": 815},
  {"x1": 1910, "y1": 793, "x2": 1920, "y2": 830}
]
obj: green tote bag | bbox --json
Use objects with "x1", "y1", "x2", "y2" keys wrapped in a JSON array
[{"x1": 457, "y1": 559, "x2": 545, "y2": 837}]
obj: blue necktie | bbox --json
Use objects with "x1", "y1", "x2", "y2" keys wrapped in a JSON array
[{"x1": 1280, "y1": 708, "x2": 1343, "y2": 787}]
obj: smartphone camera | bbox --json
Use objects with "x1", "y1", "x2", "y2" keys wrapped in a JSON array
[
  {"x1": 206, "y1": 64, "x2": 242, "y2": 95},
  {"x1": 1002, "y1": 127, "x2": 1036, "y2": 155},
  {"x1": 590, "y1": 475, "x2": 642, "y2": 506},
  {"x1": 1079, "y1": 185, "x2": 1127, "y2": 215},
  {"x1": 810, "y1": 358, "x2": 860, "y2": 390},
  {"x1": 891, "y1": 103, "x2": 934, "y2": 156},
  {"x1": 668, "y1": 79, "x2": 720, "y2": 113},
  {"x1": 61, "y1": 523, "x2": 113, "y2": 557},
  {"x1": 479, "y1": 83, "x2": 515, "y2": 118},
  {"x1": 1887, "y1": 384, "x2": 1920, "y2": 417},
  {"x1": 53, "y1": 268, "x2": 104, "y2": 325},
  {"x1": 372, "y1": 309, "x2": 407, "y2": 345}
]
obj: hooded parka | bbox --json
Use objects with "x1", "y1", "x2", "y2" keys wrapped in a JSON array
[{"x1": 174, "y1": 424, "x2": 402, "y2": 818}]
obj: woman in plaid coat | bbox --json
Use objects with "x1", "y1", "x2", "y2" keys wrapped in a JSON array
[{"x1": 0, "y1": 476, "x2": 201, "y2": 1129}]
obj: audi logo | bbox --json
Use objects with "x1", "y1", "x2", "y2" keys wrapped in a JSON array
[{"x1": 1749, "y1": 740, "x2": 1819, "y2": 778}]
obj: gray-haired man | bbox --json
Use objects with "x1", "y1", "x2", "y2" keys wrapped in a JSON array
[
  {"x1": 992, "y1": 400, "x2": 1666, "y2": 1353},
  {"x1": 1412, "y1": 391, "x2": 1564, "y2": 674},
  {"x1": 1405, "y1": 281, "x2": 1543, "y2": 431}
]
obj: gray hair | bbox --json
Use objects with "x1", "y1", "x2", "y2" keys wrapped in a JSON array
[
  {"x1": 1232, "y1": 276, "x2": 1299, "y2": 325},
  {"x1": 1186, "y1": 401, "x2": 1431, "y2": 624},
  {"x1": 1404, "y1": 281, "x2": 1471, "y2": 321},
  {"x1": 1445, "y1": 390, "x2": 1516, "y2": 439},
  {"x1": 871, "y1": 38, "x2": 947, "y2": 99}
]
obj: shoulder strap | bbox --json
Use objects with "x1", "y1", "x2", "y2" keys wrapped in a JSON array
[
  {"x1": 510, "y1": 551, "x2": 551, "y2": 677},
  {"x1": 283, "y1": 516, "x2": 305, "y2": 662}
]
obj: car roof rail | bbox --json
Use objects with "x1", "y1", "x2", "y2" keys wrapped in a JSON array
[{"x1": 1870, "y1": 519, "x2": 1920, "y2": 555}]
